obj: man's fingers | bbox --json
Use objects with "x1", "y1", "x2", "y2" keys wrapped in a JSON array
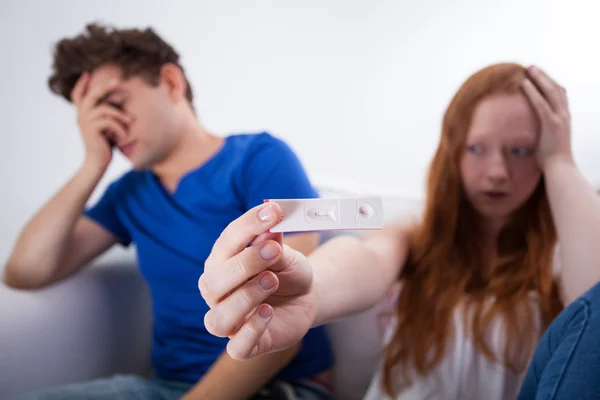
[
  {"x1": 91, "y1": 104, "x2": 133, "y2": 128},
  {"x1": 200, "y1": 240, "x2": 282, "y2": 307},
  {"x1": 95, "y1": 119, "x2": 127, "y2": 146},
  {"x1": 226, "y1": 304, "x2": 274, "y2": 360},
  {"x1": 206, "y1": 202, "x2": 283, "y2": 266},
  {"x1": 526, "y1": 66, "x2": 564, "y2": 113},
  {"x1": 88, "y1": 105, "x2": 133, "y2": 146},
  {"x1": 522, "y1": 78, "x2": 553, "y2": 121},
  {"x1": 203, "y1": 270, "x2": 279, "y2": 337},
  {"x1": 81, "y1": 77, "x2": 120, "y2": 111},
  {"x1": 71, "y1": 72, "x2": 89, "y2": 106}
]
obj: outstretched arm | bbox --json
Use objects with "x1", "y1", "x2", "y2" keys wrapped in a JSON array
[
  {"x1": 310, "y1": 224, "x2": 409, "y2": 326},
  {"x1": 200, "y1": 202, "x2": 410, "y2": 360}
]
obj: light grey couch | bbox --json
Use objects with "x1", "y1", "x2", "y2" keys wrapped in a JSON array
[
  {"x1": 0, "y1": 249, "x2": 152, "y2": 399},
  {"x1": 0, "y1": 196, "x2": 422, "y2": 399}
]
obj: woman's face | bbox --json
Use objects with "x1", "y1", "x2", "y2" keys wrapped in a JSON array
[{"x1": 460, "y1": 93, "x2": 541, "y2": 229}]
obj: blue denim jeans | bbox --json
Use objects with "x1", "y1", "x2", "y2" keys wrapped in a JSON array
[
  {"x1": 10, "y1": 374, "x2": 332, "y2": 400},
  {"x1": 10, "y1": 375, "x2": 191, "y2": 400},
  {"x1": 518, "y1": 280, "x2": 600, "y2": 399}
]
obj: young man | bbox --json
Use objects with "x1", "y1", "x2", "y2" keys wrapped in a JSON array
[{"x1": 4, "y1": 23, "x2": 333, "y2": 400}]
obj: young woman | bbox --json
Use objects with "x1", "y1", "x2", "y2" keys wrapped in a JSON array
[{"x1": 199, "y1": 63, "x2": 600, "y2": 399}]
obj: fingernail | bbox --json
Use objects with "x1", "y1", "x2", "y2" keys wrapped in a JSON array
[
  {"x1": 258, "y1": 273, "x2": 277, "y2": 290},
  {"x1": 258, "y1": 204, "x2": 276, "y2": 223},
  {"x1": 528, "y1": 65, "x2": 537, "y2": 73},
  {"x1": 108, "y1": 78, "x2": 118, "y2": 86},
  {"x1": 258, "y1": 305, "x2": 273, "y2": 319},
  {"x1": 260, "y1": 242, "x2": 279, "y2": 260}
]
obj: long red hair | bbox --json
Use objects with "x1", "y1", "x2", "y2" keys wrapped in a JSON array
[{"x1": 382, "y1": 63, "x2": 563, "y2": 396}]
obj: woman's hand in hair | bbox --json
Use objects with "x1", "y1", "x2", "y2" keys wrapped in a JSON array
[{"x1": 521, "y1": 65, "x2": 573, "y2": 171}]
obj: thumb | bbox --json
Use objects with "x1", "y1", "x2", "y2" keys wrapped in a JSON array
[
  {"x1": 253, "y1": 233, "x2": 303, "y2": 274},
  {"x1": 271, "y1": 244, "x2": 306, "y2": 273},
  {"x1": 252, "y1": 232, "x2": 288, "y2": 273}
]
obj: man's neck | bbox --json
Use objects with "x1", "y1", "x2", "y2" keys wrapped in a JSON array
[{"x1": 152, "y1": 121, "x2": 224, "y2": 193}]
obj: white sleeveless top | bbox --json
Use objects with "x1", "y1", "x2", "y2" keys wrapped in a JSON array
[
  {"x1": 363, "y1": 296, "x2": 541, "y2": 400},
  {"x1": 363, "y1": 249, "x2": 561, "y2": 400}
]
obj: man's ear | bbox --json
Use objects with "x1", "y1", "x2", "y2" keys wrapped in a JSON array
[{"x1": 159, "y1": 63, "x2": 187, "y2": 102}]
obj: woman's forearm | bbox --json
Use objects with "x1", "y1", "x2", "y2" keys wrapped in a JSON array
[
  {"x1": 311, "y1": 227, "x2": 408, "y2": 326},
  {"x1": 545, "y1": 157, "x2": 600, "y2": 304}
]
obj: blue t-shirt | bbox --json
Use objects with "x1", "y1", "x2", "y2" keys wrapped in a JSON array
[{"x1": 84, "y1": 132, "x2": 333, "y2": 383}]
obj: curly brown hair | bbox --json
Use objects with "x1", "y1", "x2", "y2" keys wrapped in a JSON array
[{"x1": 48, "y1": 22, "x2": 193, "y2": 104}]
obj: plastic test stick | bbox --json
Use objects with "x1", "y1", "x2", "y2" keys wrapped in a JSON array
[{"x1": 265, "y1": 196, "x2": 384, "y2": 233}]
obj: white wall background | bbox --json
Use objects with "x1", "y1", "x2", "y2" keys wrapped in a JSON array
[{"x1": 2, "y1": 0, "x2": 600, "y2": 264}]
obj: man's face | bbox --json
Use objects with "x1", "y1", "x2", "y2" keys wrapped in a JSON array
[{"x1": 84, "y1": 64, "x2": 179, "y2": 169}]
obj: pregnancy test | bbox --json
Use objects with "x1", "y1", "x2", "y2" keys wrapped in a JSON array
[{"x1": 265, "y1": 196, "x2": 384, "y2": 233}]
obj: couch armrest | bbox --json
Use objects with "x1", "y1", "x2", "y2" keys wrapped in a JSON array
[{"x1": 0, "y1": 249, "x2": 152, "y2": 399}]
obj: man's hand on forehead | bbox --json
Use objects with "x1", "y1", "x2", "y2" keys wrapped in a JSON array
[
  {"x1": 97, "y1": 88, "x2": 125, "y2": 110},
  {"x1": 69, "y1": 69, "x2": 132, "y2": 163}
]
